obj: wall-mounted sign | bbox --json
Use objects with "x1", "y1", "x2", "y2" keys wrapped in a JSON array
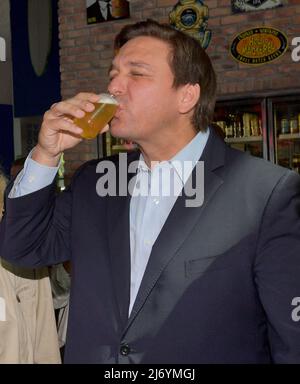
[
  {"x1": 86, "y1": 0, "x2": 130, "y2": 25},
  {"x1": 169, "y1": 0, "x2": 211, "y2": 49},
  {"x1": 230, "y1": 27, "x2": 288, "y2": 65},
  {"x1": 292, "y1": 37, "x2": 300, "y2": 63},
  {"x1": 232, "y1": 0, "x2": 282, "y2": 13}
]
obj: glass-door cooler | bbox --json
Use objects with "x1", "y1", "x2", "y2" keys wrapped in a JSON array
[
  {"x1": 214, "y1": 98, "x2": 268, "y2": 160},
  {"x1": 268, "y1": 95, "x2": 300, "y2": 174}
]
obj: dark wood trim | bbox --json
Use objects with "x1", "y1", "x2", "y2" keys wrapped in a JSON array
[{"x1": 216, "y1": 88, "x2": 300, "y2": 102}]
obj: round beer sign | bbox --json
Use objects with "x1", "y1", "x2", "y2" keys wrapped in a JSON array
[{"x1": 230, "y1": 27, "x2": 288, "y2": 65}]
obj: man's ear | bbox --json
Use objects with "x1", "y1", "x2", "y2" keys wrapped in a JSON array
[{"x1": 178, "y1": 83, "x2": 200, "y2": 114}]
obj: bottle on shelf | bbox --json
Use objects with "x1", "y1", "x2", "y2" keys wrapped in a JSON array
[
  {"x1": 292, "y1": 154, "x2": 300, "y2": 173},
  {"x1": 250, "y1": 114, "x2": 260, "y2": 136},
  {"x1": 258, "y1": 119, "x2": 262, "y2": 136},
  {"x1": 242, "y1": 113, "x2": 251, "y2": 137},
  {"x1": 225, "y1": 123, "x2": 234, "y2": 139},
  {"x1": 280, "y1": 116, "x2": 290, "y2": 134},
  {"x1": 290, "y1": 115, "x2": 299, "y2": 134},
  {"x1": 235, "y1": 121, "x2": 243, "y2": 138},
  {"x1": 225, "y1": 113, "x2": 235, "y2": 138}
]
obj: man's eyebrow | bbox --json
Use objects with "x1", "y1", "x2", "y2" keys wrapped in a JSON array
[
  {"x1": 128, "y1": 61, "x2": 153, "y2": 70},
  {"x1": 108, "y1": 61, "x2": 153, "y2": 73}
]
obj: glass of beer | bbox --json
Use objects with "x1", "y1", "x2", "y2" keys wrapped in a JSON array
[{"x1": 73, "y1": 93, "x2": 118, "y2": 139}]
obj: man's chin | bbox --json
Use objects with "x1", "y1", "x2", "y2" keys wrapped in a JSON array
[
  {"x1": 109, "y1": 119, "x2": 120, "y2": 133},
  {"x1": 109, "y1": 122, "x2": 128, "y2": 139}
]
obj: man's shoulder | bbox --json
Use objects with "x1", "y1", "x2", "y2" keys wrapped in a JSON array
[
  {"x1": 227, "y1": 145, "x2": 285, "y2": 173},
  {"x1": 224, "y1": 145, "x2": 297, "y2": 187}
]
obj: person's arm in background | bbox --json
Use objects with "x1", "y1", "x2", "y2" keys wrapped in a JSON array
[{"x1": 34, "y1": 266, "x2": 62, "y2": 363}]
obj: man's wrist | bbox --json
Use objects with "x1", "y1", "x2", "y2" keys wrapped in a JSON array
[{"x1": 32, "y1": 145, "x2": 61, "y2": 167}]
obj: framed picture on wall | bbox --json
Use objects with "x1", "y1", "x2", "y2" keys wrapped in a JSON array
[
  {"x1": 232, "y1": 0, "x2": 282, "y2": 14},
  {"x1": 86, "y1": 0, "x2": 130, "y2": 25}
]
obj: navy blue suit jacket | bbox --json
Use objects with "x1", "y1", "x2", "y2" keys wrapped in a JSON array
[{"x1": 1, "y1": 130, "x2": 300, "y2": 363}]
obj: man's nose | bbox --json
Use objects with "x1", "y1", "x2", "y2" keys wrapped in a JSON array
[{"x1": 108, "y1": 75, "x2": 126, "y2": 97}]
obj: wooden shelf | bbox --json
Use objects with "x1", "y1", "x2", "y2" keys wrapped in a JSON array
[
  {"x1": 225, "y1": 136, "x2": 262, "y2": 144},
  {"x1": 112, "y1": 145, "x2": 126, "y2": 150},
  {"x1": 111, "y1": 145, "x2": 133, "y2": 153},
  {"x1": 277, "y1": 133, "x2": 300, "y2": 140}
]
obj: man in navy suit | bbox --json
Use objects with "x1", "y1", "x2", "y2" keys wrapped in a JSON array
[{"x1": 1, "y1": 20, "x2": 300, "y2": 363}]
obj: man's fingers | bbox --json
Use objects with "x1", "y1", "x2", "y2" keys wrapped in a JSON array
[
  {"x1": 48, "y1": 98, "x2": 97, "y2": 119},
  {"x1": 45, "y1": 93, "x2": 101, "y2": 122},
  {"x1": 74, "y1": 92, "x2": 100, "y2": 103},
  {"x1": 50, "y1": 101, "x2": 86, "y2": 119},
  {"x1": 46, "y1": 117, "x2": 83, "y2": 136}
]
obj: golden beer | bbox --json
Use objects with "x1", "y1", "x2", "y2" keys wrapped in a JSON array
[{"x1": 74, "y1": 94, "x2": 118, "y2": 139}]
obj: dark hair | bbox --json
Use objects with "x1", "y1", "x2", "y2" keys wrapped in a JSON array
[{"x1": 114, "y1": 19, "x2": 217, "y2": 132}]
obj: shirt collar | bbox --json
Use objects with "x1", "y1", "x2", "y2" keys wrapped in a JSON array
[
  {"x1": 137, "y1": 128, "x2": 210, "y2": 184},
  {"x1": 98, "y1": 1, "x2": 111, "y2": 10}
]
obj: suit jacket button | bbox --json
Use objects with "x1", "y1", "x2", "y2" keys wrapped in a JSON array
[{"x1": 120, "y1": 344, "x2": 130, "y2": 356}]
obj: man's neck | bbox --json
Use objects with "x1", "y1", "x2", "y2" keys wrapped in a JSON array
[{"x1": 138, "y1": 128, "x2": 197, "y2": 169}]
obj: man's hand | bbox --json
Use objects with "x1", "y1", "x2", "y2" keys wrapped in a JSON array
[{"x1": 32, "y1": 92, "x2": 102, "y2": 166}]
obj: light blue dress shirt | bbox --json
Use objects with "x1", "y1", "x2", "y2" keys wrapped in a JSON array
[
  {"x1": 9, "y1": 129, "x2": 209, "y2": 315},
  {"x1": 128, "y1": 129, "x2": 209, "y2": 314},
  {"x1": 9, "y1": 149, "x2": 60, "y2": 198}
]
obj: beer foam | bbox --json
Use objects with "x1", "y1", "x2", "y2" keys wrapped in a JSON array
[{"x1": 98, "y1": 94, "x2": 118, "y2": 105}]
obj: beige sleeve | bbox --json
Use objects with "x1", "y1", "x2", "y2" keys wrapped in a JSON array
[{"x1": 0, "y1": 261, "x2": 61, "y2": 364}]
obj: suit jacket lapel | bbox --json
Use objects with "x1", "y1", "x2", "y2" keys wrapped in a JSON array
[
  {"x1": 125, "y1": 130, "x2": 226, "y2": 330},
  {"x1": 107, "y1": 151, "x2": 139, "y2": 328}
]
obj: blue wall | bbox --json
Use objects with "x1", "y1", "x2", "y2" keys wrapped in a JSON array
[{"x1": 10, "y1": 0, "x2": 61, "y2": 117}]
